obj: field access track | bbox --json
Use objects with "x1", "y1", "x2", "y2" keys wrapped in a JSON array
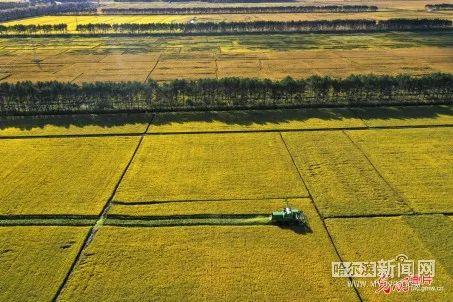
[{"x1": 0, "y1": 105, "x2": 452, "y2": 301}]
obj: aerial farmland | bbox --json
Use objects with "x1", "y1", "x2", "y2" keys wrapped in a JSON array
[{"x1": 0, "y1": 0, "x2": 452, "y2": 301}]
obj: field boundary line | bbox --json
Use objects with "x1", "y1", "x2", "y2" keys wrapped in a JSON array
[
  {"x1": 52, "y1": 115, "x2": 154, "y2": 301},
  {"x1": 51, "y1": 226, "x2": 94, "y2": 302},
  {"x1": 0, "y1": 73, "x2": 11, "y2": 81},
  {"x1": 279, "y1": 132, "x2": 363, "y2": 302},
  {"x1": 145, "y1": 53, "x2": 162, "y2": 83},
  {"x1": 342, "y1": 130, "x2": 416, "y2": 214}
]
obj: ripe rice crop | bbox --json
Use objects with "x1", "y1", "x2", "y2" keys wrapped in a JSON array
[
  {"x1": 281, "y1": 131, "x2": 412, "y2": 217},
  {"x1": 0, "y1": 226, "x2": 89, "y2": 301},
  {"x1": 326, "y1": 214, "x2": 453, "y2": 301},
  {"x1": 59, "y1": 199, "x2": 358, "y2": 301},
  {"x1": 114, "y1": 133, "x2": 307, "y2": 202},
  {"x1": 0, "y1": 137, "x2": 139, "y2": 215},
  {"x1": 347, "y1": 128, "x2": 453, "y2": 213}
]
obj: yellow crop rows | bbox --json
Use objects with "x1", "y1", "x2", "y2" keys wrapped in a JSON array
[
  {"x1": 0, "y1": 226, "x2": 89, "y2": 301},
  {"x1": 0, "y1": 137, "x2": 139, "y2": 215},
  {"x1": 114, "y1": 133, "x2": 307, "y2": 202},
  {"x1": 347, "y1": 128, "x2": 453, "y2": 213},
  {"x1": 59, "y1": 200, "x2": 358, "y2": 301}
]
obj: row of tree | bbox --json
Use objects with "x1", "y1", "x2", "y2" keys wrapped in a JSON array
[
  {"x1": 1, "y1": 73, "x2": 451, "y2": 114},
  {"x1": 71, "y1": 19, "x2": 452, "y2": 34},
  {"x1": 0, "y1": 2, "x2": 96, "y2": 22},
  {"x1": 0, "y1": 2, "x2": 30, "y2": 10},
  {"x1": 102, "y1": 5, "x2": 378, "y2": 15},
  {"x1": 2, "y1": 19, "x2": 450, "y2": 35},
  {"x1": 425, "y1": 4, "x2": 453, "y2": 11},
  {"x1": 0, "y1": 24, "x2": 67, "y2": 34}
]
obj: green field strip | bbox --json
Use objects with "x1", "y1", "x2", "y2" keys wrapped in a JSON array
[
  {"x1": 281, "y1": 130, "x2": 412, "y2": 217},
  {"x1": 109, "y1": 198, "x2": 310, "y2": 217},
  {"x1": 0, "y1": 217, "x2": 97, "y2": 226},
  {"x1": 0, "y1": 226, "x2": 90, "y2": 302},
  {"x1": 0, "y1": 214, "x2": 98, "y2": 226},
  {"x1": 114, "y1": 132, "x2": 308, "y2": 202},
  {"x1": 351, "y1": 105, "x2": 453, "y2": 127},
  {"x1": 148, "y1": 107, "x2": 367, "y2": 133},
  {"x1": 0, "y1": 113, "x2": 153, "y2": 137},
  {"x1": 0, "y1": 136, "x2": 141, "y2": 216},
  {"x1": 346, "y1": 127, "x2": 453, "y2": 214},
  {"x1": 325, "y1": 216, "x2": 453, "y2": 301},
  {"x1": 58, "y1": 198, "x2": 359, "y2": 301},
  {"x1": 105, "y1": 216, "x2": 271, "y2": 227}
]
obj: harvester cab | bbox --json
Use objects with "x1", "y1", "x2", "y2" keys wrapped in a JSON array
[{"x1": 271, "y1": 201, "x2": 307, "y2": 225}]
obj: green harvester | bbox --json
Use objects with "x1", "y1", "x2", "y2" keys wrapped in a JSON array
[{"x1": 271, "y1": 202, "x2": 307, "y2": 225}]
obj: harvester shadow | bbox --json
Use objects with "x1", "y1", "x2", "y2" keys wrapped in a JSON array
[{"x1": 276, "y1": 223, "x2": 313, "y2": 235}]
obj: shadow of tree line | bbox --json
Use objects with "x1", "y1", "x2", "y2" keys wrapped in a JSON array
[{"x1": 0, "y1": 105, "x2": 452, "y2": 131}]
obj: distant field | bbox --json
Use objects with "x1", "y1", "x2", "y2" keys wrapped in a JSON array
[
  {"x1": 1, "y1": 31, "x2": 452, "y2": 82},
  {"x1": 99, "y1": 0, "x2": 451, "y2": 11},
  {"x1": 114, "y1": 132, "x2": 307, "y2": 202},
  {"x1": 0, "y1": 137, "x2": 139, "y2": 215},
  {"x1": 59, "y1": 202, "x2": 358, "y2": 301},
  {"x1": 3, "y1": 10, "x2": 453, "y2": 32},
  {"x1": 0, "y1": 226, "x2": 89, "y2": 301}
]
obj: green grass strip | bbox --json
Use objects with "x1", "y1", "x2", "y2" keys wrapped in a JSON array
[
  {"x1": 105, "y1": 216, "x2": 271, "y2": 227},
  {"x1": 0, "y1": 218, "x2": 97, "y2": 226}
]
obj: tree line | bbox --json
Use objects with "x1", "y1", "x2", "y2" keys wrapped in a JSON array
[
  {"x1": 0, "y1": 2, "x2": 96, "y2": 22},
  {"x1": 425, "y1": 4, "x2": 453, "y2": 11},
  {"x1": 102, "y1": 5, "x2": 378, "y2": 15},
  {"x1": 72, "y1": 19, "x2": 451, "y2": 34},
  {"x1": 1, "y1": 73, "x2": 451, "y2": 114},
  {"x1": 0, "y1": 2, "x2": 30, "y2": 10},
  {"x1": 0, "y1": 24, "x2": 67, "y2": 34},
  {"x1": 2, "y1": 19, "x2": 450, "y2": 35}
]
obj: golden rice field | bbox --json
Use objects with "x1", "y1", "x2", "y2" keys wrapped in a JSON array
[
  {"x1": 0, "y1": 136, "x2": 139, "y2": 215},
  {"x1": 59, "y1": 201, "x2": 358, "y2": 301},
  {"x1": 100, "y1": 0, "x2": 446, "y2": 11},
  {"x1": 347, "y1": 128, "x2": 453, "y2": 213},
  {"x1": 326, "y1": 215, "x2": 453, "y2": 301},
  {"x1": 1, "y1": 31, "x2": 452, "y2": 83},
  {"x1": 3, "y1": 9, "x2": 453, "y2": 32},
  {"x1": 114, "y1": 132, "x2": 308, "y2": 202},
  {"x1": 0, "y1": 226, "x2": 89, "y2": 301},
  {"x1": 0, "y1": 105, "x2": 452, "y2": 301}
]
